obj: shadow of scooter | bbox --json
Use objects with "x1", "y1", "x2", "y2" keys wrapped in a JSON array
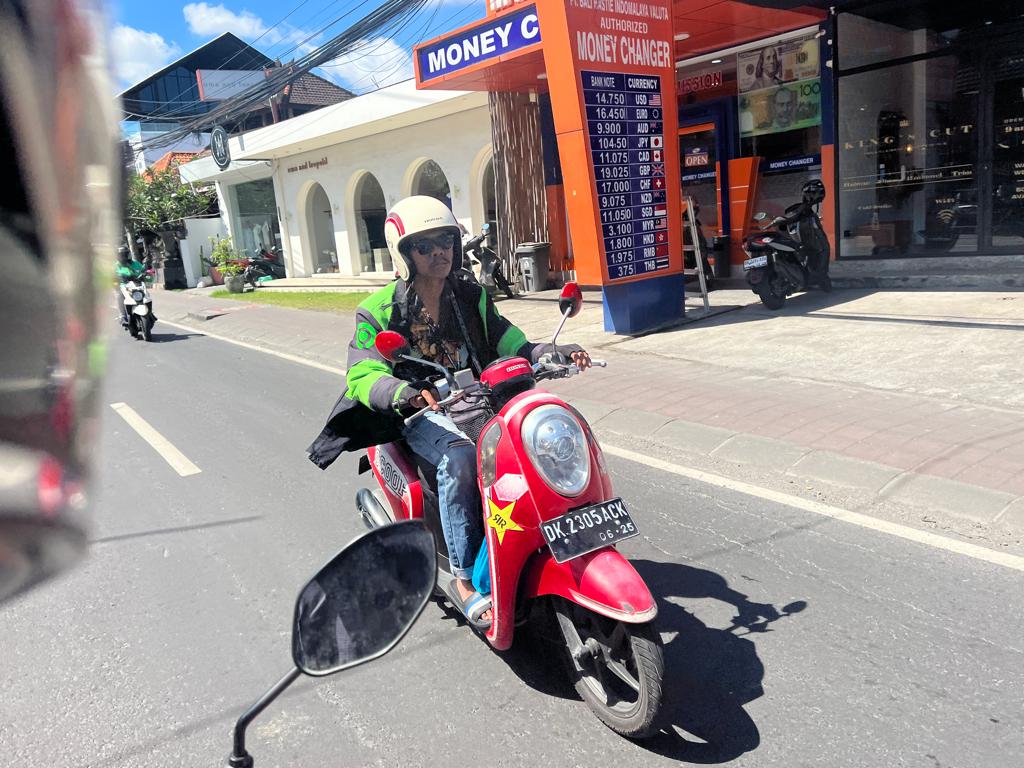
[{"x1": 630, "y1": 559, "x2": 807, "y2": 763}]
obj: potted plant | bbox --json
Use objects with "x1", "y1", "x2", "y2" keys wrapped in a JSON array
[{"x1": 209, "y1": 236, "x2": 247, "y2": 293}]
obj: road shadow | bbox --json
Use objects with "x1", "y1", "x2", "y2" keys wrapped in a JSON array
[
  {"x1": 150, "y1": 330, "x2": 203, "y2": 343},
  {"x1": 631, "y1": 559, "x2": 807, "y2": 763},
  {"x1": 482, "y1": 558, "x2": 807, "y2": 762}
]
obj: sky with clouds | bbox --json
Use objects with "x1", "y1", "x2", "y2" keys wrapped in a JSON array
[{"x1": 108, "y1": 0, "x2": 483, "y2": 93}]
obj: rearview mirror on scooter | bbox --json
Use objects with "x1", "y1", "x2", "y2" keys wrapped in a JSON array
[
  {"x1": 227, "y1": 521, "x2": 436, "y2": 767},
  {"x1": 558, "y1": 282, "x2": 584, "y2": 319},
  {"x1": 753, "y1": 211, "x2": 768, "y2": 222},
  {"x1": 374, "y1": 330, "x2": 412, "y2": 363}
]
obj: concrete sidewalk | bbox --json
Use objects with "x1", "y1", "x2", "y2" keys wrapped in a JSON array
[{"x1": 153, "y1": 284, "x2": 1024, "y2": 547}]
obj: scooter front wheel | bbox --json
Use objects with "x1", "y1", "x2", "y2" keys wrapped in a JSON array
[{"x1": 552, "y1": 598, "x2": 664, "y2": 738}]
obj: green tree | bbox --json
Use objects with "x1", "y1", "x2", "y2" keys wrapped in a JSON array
[{"x1": 125, "y1": 166, "x2": 216, "y2": 232}]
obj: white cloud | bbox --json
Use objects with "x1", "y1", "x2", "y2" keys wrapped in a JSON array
[
  {"x1": 320, "y1": 37, "x2": 414, "y2": 92},
  {"x1": 183, "y1": 2, "x2": 268, "y2": 39},
  {"x1": 110, "y1": 25, "x2": 182, "y2": 89}
]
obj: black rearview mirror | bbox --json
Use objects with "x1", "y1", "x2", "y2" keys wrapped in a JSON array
[{"x1": 292, "y1": 521, "x2": 436, "y2": 676}]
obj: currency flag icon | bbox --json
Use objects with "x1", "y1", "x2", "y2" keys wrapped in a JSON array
[
  {"x1": 654, "y1": 178, "x2": 664, "y2": 189},
  {"x1": 655, "y1": 217, "x2": 667, "y2": 229},
  {"x1": 652, "y1": 163, "x2": 665, "y2": 177},
  {"x1": 654, "y1": 205, "x2": 667, "y2": 217},
  {"x1": 653, "y1": 190, "x2": 666, "y2": 203},
  {"x1": 651, "y1": 136, "x2": 663, "y2": 148},
  {"x1": 656, "y1": 231, "x2": 667, "y2": 243},
  {"x1": 653, "y1": 150, "x2": 662, "y2": 162},
  {"x1": 649, "y1": 94, "x2": 662, "y2": 107}
]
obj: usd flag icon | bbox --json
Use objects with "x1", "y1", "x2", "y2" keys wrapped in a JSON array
[{"x1": 649, "y1": 93, "x2": 662, "y2": 106}]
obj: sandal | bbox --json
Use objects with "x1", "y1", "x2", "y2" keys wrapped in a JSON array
[{"x1": 453, "y1": 583, "x2": 492, "y2": 630}]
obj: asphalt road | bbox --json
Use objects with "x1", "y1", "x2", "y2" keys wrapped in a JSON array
[{"x1": 1, "y1": 325, "x2": 1021, "y2": 768}]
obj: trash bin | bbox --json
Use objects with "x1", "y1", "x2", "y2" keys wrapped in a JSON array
[
  {"x1": 710, "y1": 235, "x2": 730, "y2": 278},
  {"x1": 516, "y1": 242, "x2": 550, "y2": 293}
]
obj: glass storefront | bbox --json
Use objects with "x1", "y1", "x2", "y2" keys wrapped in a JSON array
[
  {"x1": 677, "y1": 29, "x2": 826, "y2": 259},
  {"x1": 837, "y1": 9, "x2": 1024, "y2": 257},
  {"x1": 231, "y1": 179, "x2": 282, "y2": 259}
]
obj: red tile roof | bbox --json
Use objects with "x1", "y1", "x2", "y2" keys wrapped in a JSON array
[
  {"x1": 287, "y1": 72, "x2": 353, "y2": 107},
  {"x1": 150, "y1": 151, "x2": 201, "y2": 173}
]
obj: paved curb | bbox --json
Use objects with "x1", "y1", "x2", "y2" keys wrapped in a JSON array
[
  {"x1": 572, "y1": 399, "x2": 1024, "y2": 533},
  {"x1": 160, "y1": 302, "x2": 1024, "y2": 536}
]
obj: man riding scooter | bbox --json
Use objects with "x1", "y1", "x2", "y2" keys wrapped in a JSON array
[
  {"x1": 308, "y1": 195, "x2": 590, "y2": 626},
  {"x1": 114, "y1": 246, "x2": 153, "y2": 328}
]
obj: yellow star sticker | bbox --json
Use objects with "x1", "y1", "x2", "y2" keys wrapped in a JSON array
[{"x1": 487, "y1": 498, "x2": 523, "y2": 544}]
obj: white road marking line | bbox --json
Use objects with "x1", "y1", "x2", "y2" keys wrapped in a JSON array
[
  {"x1": 159, "y1": 319, "x2": 347, "y2": 376},
  {"x1": 603, "y1": 444, "x2": 1024, "y2": 573},
  {"x1": 109, "y1": 403, "x2": 202, "y2": 477}
]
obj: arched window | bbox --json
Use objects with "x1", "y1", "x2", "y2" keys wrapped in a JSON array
[
  {"x1": 482, "y1": 157, "x2": 497, "y2": 227},
  {"x1": 411, "y1": 160, "x2": 452, "y2": 208},
  {"x1": 353, "y1": 173, "x2": 391, "y2": 273},
  {"x1": 306, "y1": 183, "x2": 337, "y2": 273}
]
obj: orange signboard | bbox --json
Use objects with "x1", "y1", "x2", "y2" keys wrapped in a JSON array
[{"x1": 536, "y1": 0, "x2": 681, "y2": 286}]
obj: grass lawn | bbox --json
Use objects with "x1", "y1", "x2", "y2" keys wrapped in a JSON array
[{"x1": 210, "y1": 290, "x2": 371, "y2": 313}]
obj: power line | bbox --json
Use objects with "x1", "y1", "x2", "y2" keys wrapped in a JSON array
[{"x1": 143, "y1": 0, "x2": 431, "y2": 150}]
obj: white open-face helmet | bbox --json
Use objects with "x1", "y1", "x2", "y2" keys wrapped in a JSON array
[{"x1": 383, "y1": 195, "x2": 462, "y2": 281}]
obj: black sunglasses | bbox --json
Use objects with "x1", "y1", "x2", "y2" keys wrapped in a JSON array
[{"x1": 409, "y1": 233, "x2": 456, "y2": 255}]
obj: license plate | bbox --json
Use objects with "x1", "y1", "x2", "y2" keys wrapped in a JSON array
[
  {"x1": 540, "y1": 498, "x2": 639, "y2": 564},
  {"x1": 743, "y1": 255, "x2": 768, "y2": 270}
]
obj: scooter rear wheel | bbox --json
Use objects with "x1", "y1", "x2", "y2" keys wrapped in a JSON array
[
  {"x1": 553, "y1": 598, "x2": 664, "y2": 738},
  {"x1": 756, "y1": 281, "x2": 786, "y2": 310}
]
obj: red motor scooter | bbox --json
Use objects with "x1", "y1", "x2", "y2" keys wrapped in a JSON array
[{"x1": 355, "y1": 283, "x2": 665, "y2": 737}]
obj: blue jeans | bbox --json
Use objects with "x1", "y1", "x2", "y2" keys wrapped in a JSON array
[{"x1": 402, "y1": 411, "x2": 482, "y2": 581}]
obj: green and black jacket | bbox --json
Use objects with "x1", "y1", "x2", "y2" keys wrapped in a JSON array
[{"x1": 308, "y1": 277, "x2": 536, "y2": 469}]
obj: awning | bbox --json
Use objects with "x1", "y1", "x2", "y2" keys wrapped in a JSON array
[{"x1": 415, "y1": 0, "x2": 827, "y2": 92}]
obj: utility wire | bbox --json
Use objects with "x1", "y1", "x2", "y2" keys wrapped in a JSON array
[{"x1": 143, "y1": 0, "x2": 430, "y2": 150}]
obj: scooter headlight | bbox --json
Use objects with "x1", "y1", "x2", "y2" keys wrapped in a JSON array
[
  {"x1": 521, "y1": 405, "x2": 590, "y2": 497},
  {"x1": 131, "y1": 290, "x2": 144, "y2": 302}
]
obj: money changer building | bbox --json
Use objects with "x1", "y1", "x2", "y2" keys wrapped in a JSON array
[{"x1": 416, "y1": 0, "x2": 1024, "y2": 332}]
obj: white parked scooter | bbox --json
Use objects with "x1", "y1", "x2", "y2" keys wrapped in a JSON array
[{"x1": 119, "y1": 271, "x2": 155, "y2": 341}]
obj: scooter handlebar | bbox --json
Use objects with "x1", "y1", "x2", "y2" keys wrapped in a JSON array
[{"x1": 402, "y1": 391, "x2": 465, "y2": 426}]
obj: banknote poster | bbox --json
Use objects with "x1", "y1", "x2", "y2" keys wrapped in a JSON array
[
  {"x1": 738, "y1": 78, "x2": 822, "y2": 137},
  {"x1": 736, "y1": 35, "x2": 819, "y2": 94}
]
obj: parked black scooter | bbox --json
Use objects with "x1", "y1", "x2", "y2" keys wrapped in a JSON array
[
  {"x1": 463, "y1": 223, "x2": 514, "y2": 298},
  {"x1": 243, "y1": 246, "x2": 287, "y2": 289},
  {"x1": 742, "y1": 179, "x2": 831, "y2": 310}
]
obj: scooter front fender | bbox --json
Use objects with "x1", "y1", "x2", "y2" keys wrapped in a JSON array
[{"x1": 523, "y1": 547, "x2": 657, "y2": 624}]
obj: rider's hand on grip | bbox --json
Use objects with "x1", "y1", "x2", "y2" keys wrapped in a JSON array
[{"x1": 409, "y1": 388, "x2": 440, "y2": 412}]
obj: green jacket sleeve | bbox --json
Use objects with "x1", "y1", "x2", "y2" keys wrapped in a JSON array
[{"x1": 344, "y1": 304, "x2": 414, "y2": 414}]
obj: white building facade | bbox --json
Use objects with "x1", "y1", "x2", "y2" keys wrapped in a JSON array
[{"x1": 180, "y1": 81, "x2": 495, "y2": 280}]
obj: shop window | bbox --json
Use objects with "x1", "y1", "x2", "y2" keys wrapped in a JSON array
[
  {"x1": 411, "y1": 160, "x2": 452, "y2": 208},
  {"x1": 354, "y1": 173, "x2": 391, "y2": 273},
  {"x1": 838, "y1": 11, "x2": 959, "y2": 71},
  {"x1": 232, "y1": 179, "x2": 281, "y2": 261},
  {"x1": 838, "y1": 54, "x2": 980, "y2": 257},
  {"x1": 991, "y1": 52, "x2": 1024, "y2": 249}
]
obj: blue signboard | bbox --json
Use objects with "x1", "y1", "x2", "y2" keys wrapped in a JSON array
[
  {"x1": 417, "y1": 5, "x2": 540, "y2": 82},
  {"x1": 583, "y1": 70, "x2": 669, "y2": 282}
]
